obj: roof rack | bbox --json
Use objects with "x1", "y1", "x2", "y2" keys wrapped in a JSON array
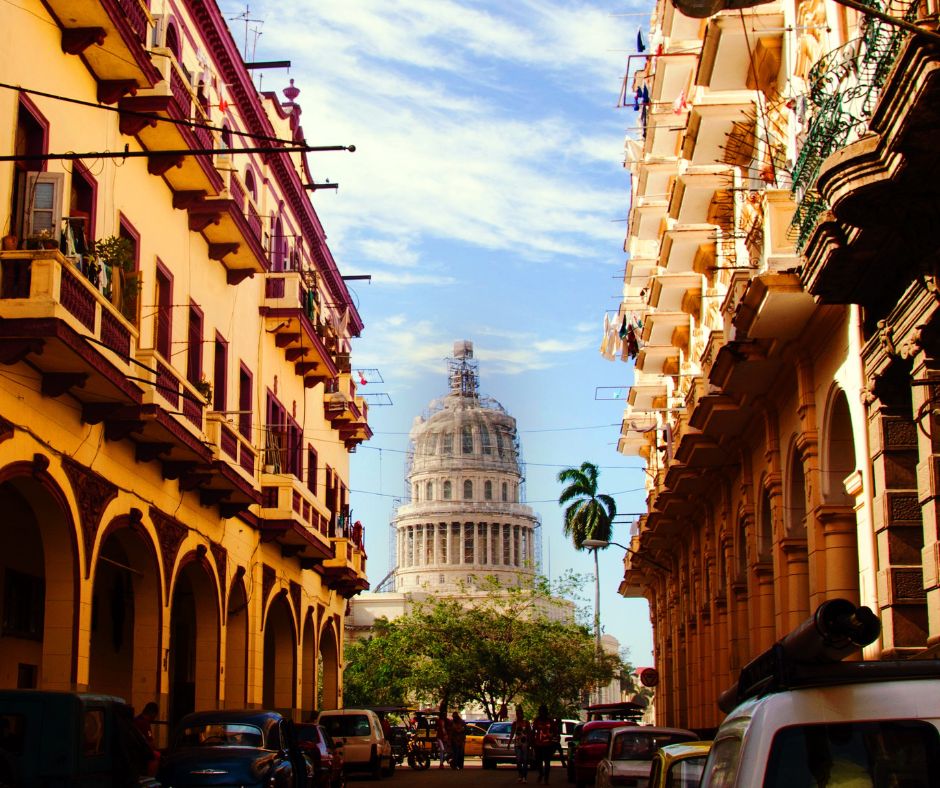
[{"x1": 718, "y1": 598, "x2": 883, "y2": 713}]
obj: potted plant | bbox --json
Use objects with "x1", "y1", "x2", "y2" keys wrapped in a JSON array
[{"x1": 194, "y1": 375, "x2": 212, "y2": 404}]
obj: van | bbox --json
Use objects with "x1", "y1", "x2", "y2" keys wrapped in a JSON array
[{"x1": 316, "y1": 708, "x2": 394, "y2": 778}]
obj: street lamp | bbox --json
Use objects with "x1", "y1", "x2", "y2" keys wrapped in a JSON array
[{"x1": 582, "y1": 539, "x2": 670, "y2": 573}]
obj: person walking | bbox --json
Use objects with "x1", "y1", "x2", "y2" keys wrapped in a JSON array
[
  {"x1": 449, "y1": 711, "x2": 467, "y2": 769},
  {"x1": 551, "y1": 718, "x2": 567, "y2": 769},
  {"x1": 532, "y1": 705, "x2": 554, "y2": 784},
  {"x1": 509, "y1": 705, "x2": 532, "y2": 784},
  {"x1": 435, "y1": 711, "x2": 450, "y2": 768}
]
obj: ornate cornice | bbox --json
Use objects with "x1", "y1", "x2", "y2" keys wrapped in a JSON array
[{"x1": 62, "y1": 456, "x2": 119, "y2": 578}]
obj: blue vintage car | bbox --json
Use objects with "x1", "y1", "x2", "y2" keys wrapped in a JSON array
[{"x1": 158, "y1": 709, "x2": 314, "y2": 787}]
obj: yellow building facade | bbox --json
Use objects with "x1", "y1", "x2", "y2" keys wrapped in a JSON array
[
  {"x1": 0, "y1": 0, "x2": 370, "y2": 733},
  {"x1": 606, "y1": 0, "x2": 940, "y2": 731}
]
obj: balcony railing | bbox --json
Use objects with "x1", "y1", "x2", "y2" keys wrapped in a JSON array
[{"x1": 789, "y1": 0, "x2": 919, "y2": 249}]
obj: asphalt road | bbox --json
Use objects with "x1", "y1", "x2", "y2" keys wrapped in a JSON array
[{"x1": 347, "y1": 758, "x2": 568, "y2": 786}]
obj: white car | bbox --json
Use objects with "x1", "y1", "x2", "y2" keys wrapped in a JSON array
[
  {"x1": 595, "y1": 726, "x2": 698, "y2": 788},
  {"x1": 558, "y1": 718, "x2": 580, "y2": 753},
  {"x1": 316, "y1": 708, "x2": 394, "y2": 778}
]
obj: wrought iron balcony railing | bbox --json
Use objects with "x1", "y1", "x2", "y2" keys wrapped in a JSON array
[{"x1": 789, "y1": 0, "x2": 920, "y2": 250}]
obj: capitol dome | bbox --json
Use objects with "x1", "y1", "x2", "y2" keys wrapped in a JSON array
[{"x1": 392, "y1": 341, "x2": 540, "y2": 591}]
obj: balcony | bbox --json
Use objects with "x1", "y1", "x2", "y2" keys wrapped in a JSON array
[
  {"x1": 649, "y1": 272, "x2": 704, "y2": 314},
  {"x1": 46, "y1": 0, "x2": 160, "y2": 100},
  {"x1": 682, "y1": 95, "x2": 758, "y2": 167},
  {"x1": 697, "y1": 8, "x2": 783, "y2": 93},
  {"x1": 339, "y1": 395, "x2": 373, "y2": 450},
  {"x1": 660, "y1": 226, "x2": 715, "y2": 273},
  {"x1": 119, "y1": 52, "x2": 224, "y2": 197},
  {"x1": 261, "y1": 272, "x2": 339, "y2": 387},
  {"x1": 320, "y1": 537, "x2": 369, "y2": 595},
  {"x1": 669, "y1": 166, "x2": 735, "y2": 225},
  {"x1": 642, "y1": 311, "x2": 693, "y2": 350},
  {"x1": 629, "y1": 195, "x2": 669, "y2": 242},
  {"x1": 258, "y1": 474, "x2": 334, "y2": 568},
  {"x1": 0, "y1": 249, "x2": 140, "y2": 403},
  {"x1": 636, "y1": 343, "x2": 681, "y2": 376},
  {"x1": 734, "y1": 272, "x2": 815, "y2": 340}
]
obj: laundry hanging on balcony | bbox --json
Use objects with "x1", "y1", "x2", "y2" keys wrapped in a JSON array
[
  {"x1": 600, "y1": 312, "x2": 644, "y2": 362},
  {"x1": 637, "y1": 28, "x2": 646, "y2": 52}
]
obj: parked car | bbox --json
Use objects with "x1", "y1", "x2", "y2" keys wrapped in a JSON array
[
  {"x1": 647, "y1": 741, "x2": 712, "y2": 788},
  {"x1": 296, "y1": 723, "x2": 345, "y2": 788},
  {"x1": 158, "y1": 709, "x2": 313, "y2": 787},
  {"x1": 0, "y1": 690, "x2": 160, "y2": 787},
  {"x1": 464, "y1": 721, "x2": 491, "y2": 757},
  {"x1": 569, "y1": 720, "x2": 636, "y2": 786},
  {"x1": 594, "y1": 727, "x2": 699, "y2": 788},
  {"x1": 316, "y1": 708, "x2": 394, "y2": 778},
  {"x1": 481, "y1": 720, "x2": 515, "y2": 769},
  {"x1": 557, "y1": 719, "x2": 579, "y2": 758}
]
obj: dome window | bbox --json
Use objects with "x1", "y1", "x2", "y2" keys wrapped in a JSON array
[
  {"x1": 463, "y1": 480, "x2": 473, "y2": 499},
  {"x1": 443, "y1": 481, "x2": 452, "y2": 500},
  {"x1": 462, "y1": 424, "x2": 473, "y2": 454},
  {"x1": 484, "y1": 480, "x2": 493, "y2": 500},
  {"x1": 441, "y1": 433, "x2": 453, "y2": 454},
  {"x1": 501, "y1": 482, "x2": 508, "y2": 502},
  {"x1": 426, "y1": 481, "x2": 433, "y2": 500},
  {"x1": 480, "y1": 425, "x2": 491, "y2": 454}
]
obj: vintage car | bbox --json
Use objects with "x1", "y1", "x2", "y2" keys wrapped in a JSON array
[
  {"x1": 158, "y1": 709, "x2": 313, "y2": 787},
  {"x1": 295, "y1": 723, "x2": 344, "y2": 788},
  {"x1": 592, "y1": 726, "x2": 698, "y2": 788},
  {"x1": 315, "y1": 708, "x2": 394, "y2": 777},
  {"x1": 647, "y1": 741, "x2": 712, "y2": 788},
  {"x1": 0, "y1": 689, "x2": 160, "y2": 787}
]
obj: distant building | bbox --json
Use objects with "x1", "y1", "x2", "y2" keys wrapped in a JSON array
[{"x1": 350, "y1": 341, "x2": 545, "y2": 635}]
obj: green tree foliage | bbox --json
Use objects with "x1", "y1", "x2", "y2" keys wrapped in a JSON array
[
  {"x1": 342, "y1": 576, "x2": 619, "y2": 717},
  {"x1": 557, "y1": 461, "x2": 617, "y2": 548}
]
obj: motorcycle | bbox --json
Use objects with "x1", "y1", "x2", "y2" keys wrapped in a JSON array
[{"x1": 389, "y1": 727, "x2": 432, "y2": 770}]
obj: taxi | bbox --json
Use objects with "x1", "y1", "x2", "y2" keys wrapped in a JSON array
[{"x1": 647, "y1": 741, "x2": 712, "y2": 788}]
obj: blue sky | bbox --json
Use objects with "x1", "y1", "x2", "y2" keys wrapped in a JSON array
[{"x1": 220, "y1": 0, "x2": 655, "y2": 665}]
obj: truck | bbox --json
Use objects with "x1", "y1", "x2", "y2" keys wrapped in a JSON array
[
  {"x1": 699, "y1": 598, "x2": 940, "y2": 787},
  {"x1": 0, "y1": 689, "x2": 160, "y2": 787}
]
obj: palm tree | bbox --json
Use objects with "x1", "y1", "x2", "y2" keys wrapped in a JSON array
[
  {"x1": 557, "y1": 461, "x2": 616, "y2": 702},
  {"x1": 557, "y1": 461, "x2": 617, "y2": 549}
]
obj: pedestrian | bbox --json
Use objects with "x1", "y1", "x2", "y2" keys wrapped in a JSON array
[
  {"x1": 509, "y1": 704, "x2": 532, "y2": 783},
  {"x1": 133, "y1": 702, "x2": 159, "y2": 748},
  {"x1": 435, "y1": 710, "x2": 450, "y2": 768},
  {"x1": 449, "y1": 711, "x2": 467, "y2": 769},
  {"x1": 532, "y1": 705, "x2": 554, "y2": 784}
]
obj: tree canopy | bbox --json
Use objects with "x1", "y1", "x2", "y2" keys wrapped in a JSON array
[{"x1": 342, "y1": 575, "x2": 620, "y2": 717}]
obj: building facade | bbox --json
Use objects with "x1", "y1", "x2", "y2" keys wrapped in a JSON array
[
  {"x1": 0, "y1": 0, "x2": 370, "y2": 732},
  {"x1": 604, "y1": 0, "x2": 940, "y2": 731}
]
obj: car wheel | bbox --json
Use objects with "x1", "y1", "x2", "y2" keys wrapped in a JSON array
[
  {"x1": 383, "y1": 755, "x2": 395, "y2": 777},
  {"x1": 482, "y1": 757, "x2": 495, "y2": 769},
  {"x1": 371, "y1": 755, "x2": 383, "y2": 780}
]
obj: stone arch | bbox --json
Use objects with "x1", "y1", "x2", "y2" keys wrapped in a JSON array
[
  {"x1": 168, "y1": 550, "x2": 221, "y2": 726},
  {"x1": 262, "y1": 590, "x2": 296, "y2": 714},
  {"x1": 88, "y1": 512, "x2": 162, "y2": 713},
  {"x1": 785, "y1": 437, "x2": 808, "y2": 536},
  {"x1": 757, "y1": 481, "x2": 773, "y2": 562},
  {"x1": 822, "y1": 387, "x2": 858, "y2": 505},
  {"x1": 318, "y1": 616, "x2": 340, "y2": 710},
  {"x1": 224, "y1": 572, "x2": 249, "y2": 709},
  {"x1": 0, "y1": 462, "x2": 79, "y2": 690}
]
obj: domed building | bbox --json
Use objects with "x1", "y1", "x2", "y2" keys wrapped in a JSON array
[
  {"x1": 348, "y1": 341, "x2": 542, "y2": 635},
  {"x1": 394, "y1": 340, "x2": 540, "y2": 591}
]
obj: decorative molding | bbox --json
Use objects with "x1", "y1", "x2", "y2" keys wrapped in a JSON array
[
  {"x1": 62, "y1": 456, "x2": 119, "y2": 578},
  {"x1": 150, "y1": 506, "x2": 188, "y2": 604}
]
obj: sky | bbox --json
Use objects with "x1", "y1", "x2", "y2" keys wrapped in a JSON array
[{"x1": 219, "y1": 0, "x2": 655, "y2": 665}]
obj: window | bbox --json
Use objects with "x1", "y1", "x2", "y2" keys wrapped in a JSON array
[
  {"x1": 463, "y1": 480, "x2": 473, "y2": 500},
  {"x1": 441, "y1": 433, "x2": 453, "y2": 454},
  {"x1": 462, "y1": 424, "x2": 473, "y2": 454},
  {"x1": 213, "y1": 333, "x2": 227, "y2": 411},
  {"x1": 2, "y1": 569, "x2": 44, "y2": 640},
  {"x1": 451, "y1": 524, "x2": 460, "y2": 564},
  {"x1": 765, "y1": 721, "x2": 940, "y2": 788},
  {"x1": 503, "y1": 526, "x2": 511, "y2": 564},
  {"x1": 464, "y1": 524, "x2": 474, "y2": 563},
  {"x1": 495, "y1": 431, "x2": 504, "y2": 457},
  {"x1": 480, "y1": 425, "x2": 491, "y2": 454},
  {"x1": 307, "y1": 446, "x2": 318, "y2": 494},
  {"x1": 439, "y1": 523, "x2": 448, "y2": 563},
  {"x1": 439, "y1": 574, "x2": 445, "y2": 584},
  {"x1": 238, "y1": 365, "x2": 252, "y2": 440},
  {"x1": 426, "y1": 481, "x2": 433, "y2": 500},
  {"x1": 68, "y1": 162, "x2": 96, "y2": 244},
  {"x1": 187, "y1": 304, "x2": 204, "y2": 385},
  {"x1": 484, "y1": 481, "x2": 493, "y2": 500},
  {"x1": 502, "y1": 482, "x2": 508, "y2": 502},
  {"x1": 443, "y1": 481, "x2": 452, "y2": 500},
  {"x1": 154, "y1": 264, "x2": 172, "y2": 358},
  {"x1": 19, "y1": 172, "x2": 64, "y2": 241}
]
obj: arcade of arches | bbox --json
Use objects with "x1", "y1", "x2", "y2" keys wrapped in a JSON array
[{"x1": 0, "y1": 452, "x2": 349, "y2": 741}]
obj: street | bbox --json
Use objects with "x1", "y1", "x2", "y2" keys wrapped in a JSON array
[{"x1": 348, "y1": 760, "x2": 565, "y2": 786}]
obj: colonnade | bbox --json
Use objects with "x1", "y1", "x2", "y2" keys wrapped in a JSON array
[{"x1": 396, "y1": 522, "x2": 534, "y2": 568}]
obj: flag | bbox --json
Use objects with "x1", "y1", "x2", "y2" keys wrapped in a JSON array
[{"x1": 637, "y1": 28, "x2": 646, "y2": 52}]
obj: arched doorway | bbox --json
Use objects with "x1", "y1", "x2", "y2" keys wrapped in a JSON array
[
  {"x1": 224, "y1": 576, "x2": 248, "y2": 709},
  {"x1": 168, "y1": 557, "x2": 220, "y2": 726},
  {"x1": 262, "y1": 592, "x2": 295, "y2": 715},
  {"x1": 88, "y1": 520, "x2": 161, "y2": 712},
  {"x1": 301, "y1": 609, "x2": 316, "y2": 718},
  {"x1": 0, "y1": 471, "x2": 76, "y2": 691},
  {"x1": 318, "y1": 618, "x2": 339, "y2": 710}
]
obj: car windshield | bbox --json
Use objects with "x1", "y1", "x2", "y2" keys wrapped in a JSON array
[
  {"x1": 667, "y1": 755, "x2": 707, "y2": 787},
  {"x1": 488, "y1": 722, "x2": 513, "y2": 735},
  {"x1": 175, "y1": 722, "x2": 263, "y2": 748},
  {"x1": 320, "y1": 715, "x2": 371, "y2": 738},
  {"x1": 611, "y1": 732, "x2": 695, "y2": 761},
  {"x1": 584, "y1": 729, "x2": 612, "y2": 745}
]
